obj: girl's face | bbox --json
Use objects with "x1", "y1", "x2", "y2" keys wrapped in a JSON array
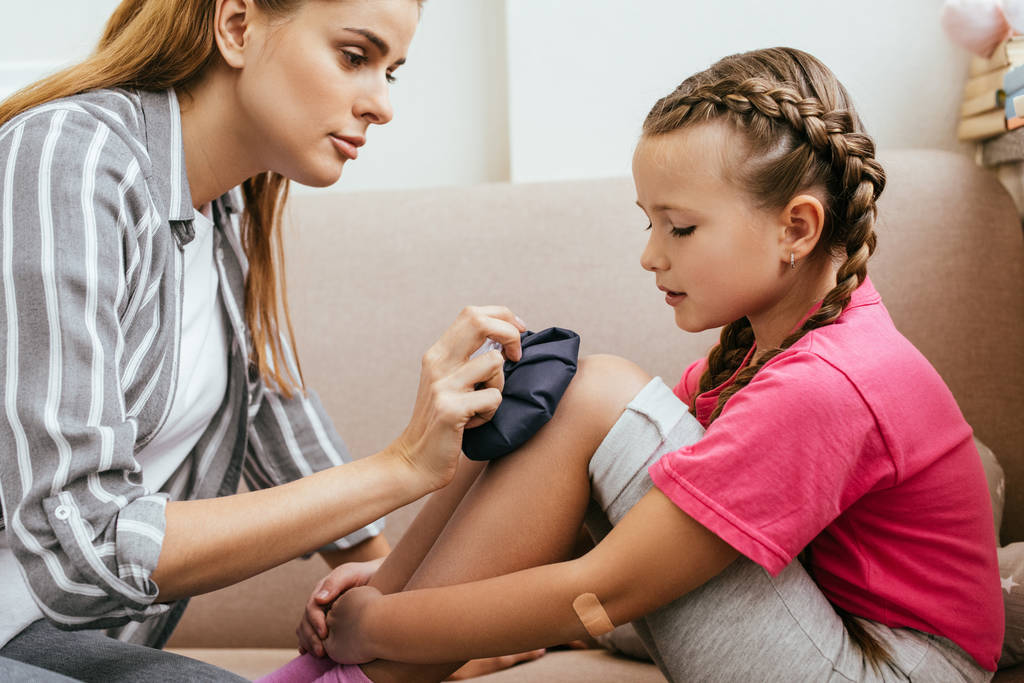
[
  {"x1": 634, "y1": 121, "x2": 792, "y2": 334},
  {"x1": 235, "y1": 0, "x2": 418, "y2": 186}
]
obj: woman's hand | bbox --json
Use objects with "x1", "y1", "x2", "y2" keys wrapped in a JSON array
[
  {"x1": 389, "y1": 306, "x2": 525, "y2": 491},
  {"x1": 323, "y1": 585, "x2": 385, "y2": 664},
  {"x1": 297, "y1": 558, "x2": 386, "y2": 657}
]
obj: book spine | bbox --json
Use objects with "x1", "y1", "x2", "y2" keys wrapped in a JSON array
[
  {"x1": 963, "y1": 89, "x2": 1006, "y2": 118},
  {"x1": 1007, "y1": 87, "x2": 1024, "y2": 118},
  {"x1": 1008, "y1": 116, "x2": 1024, "y2": 131},
  {"x1": 971, "y1": 41, "x2": 1010, "y2": 76},
  {"x1": 1004, "y1": 64, "x2": 1024, "y2": 96},
  {"x1": 957, "y1": 109, "x2": 1007, "y2": 141},
  {"x1": 965, "y1": 68, "x2": 1009, "y2": 99}
]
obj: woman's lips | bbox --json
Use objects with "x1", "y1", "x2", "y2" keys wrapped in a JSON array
[{"x1": 330, "y1": 134, "x2": 361, "y2": 160}]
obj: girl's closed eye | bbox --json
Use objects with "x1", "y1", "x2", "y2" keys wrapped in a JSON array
[{"x1": 643, "y1": 222, "x2": 696, "y2": 237}]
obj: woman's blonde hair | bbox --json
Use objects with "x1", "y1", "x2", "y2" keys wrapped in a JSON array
[
  {"x1": 644, "y1": 47, "x2": 890, "y2": 669},
  {"x1": 0, "y1": 0, "x2": 325, "y2": 397}
]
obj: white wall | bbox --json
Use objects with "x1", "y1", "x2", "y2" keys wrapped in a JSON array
[
  {"x1": 505, "y1": 0, "x2": 970, "y2": 183},
  {"x1": 1, "y1": 1, "x2": 972, "y2": 191},
  {"x1": 0, "y1": 0, "x2": 510, "y2": 194},
  {"x1": 0, "y1": 1, "x2": 121, "y2": 99}
]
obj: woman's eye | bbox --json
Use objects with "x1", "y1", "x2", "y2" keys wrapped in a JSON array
[
  {"x1": 670, "y1": 225, "x2": 696, "y2": 237},
  {"x1": 385, "y1": 71, "x2": 398, "y2": 84},
  {"x1": 341, "y1": 50, "x2": 368, "y2": 68},
  {"x1": 643, "y1": 222, "x2": 652, "y2": 231}
]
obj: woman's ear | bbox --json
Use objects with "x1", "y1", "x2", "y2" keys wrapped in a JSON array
[
  {"x1": 778, "y1": 194, "x2": 826, "y2": 265},
  {"x1": 214, "y1": 0, "x2": 253, "y2": 70}
]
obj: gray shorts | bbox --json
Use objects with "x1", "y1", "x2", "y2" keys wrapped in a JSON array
[{"x1": 585, "y1": 377, "x2": 992, "y2": 683}]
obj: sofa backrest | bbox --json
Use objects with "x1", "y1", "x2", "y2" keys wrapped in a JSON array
[{"x1": 282, "y1": 149, "x2": 1023, "y2": 543}]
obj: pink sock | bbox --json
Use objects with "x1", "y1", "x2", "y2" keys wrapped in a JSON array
[
  {"x1": 255, "y1": 653, "x2": 373, "y2": 683},
  {"x1": 254, "y1": 653, "x2": 338, "y2": 683},
  {"x1": 313, "y1": 663, "x2": 373, "y2": 683}
]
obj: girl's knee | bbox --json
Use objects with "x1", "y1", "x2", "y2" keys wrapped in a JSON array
[{"x1": 558, "y1": 354, "x2": 652, "y2": 437}]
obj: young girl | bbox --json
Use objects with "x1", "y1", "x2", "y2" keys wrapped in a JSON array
[
  {"x1": 268, "y1": 47, "x2": 1003, "y2": 682},
  {"x1": 0, "y1": 1, "x2": 534, "y2": 680}
]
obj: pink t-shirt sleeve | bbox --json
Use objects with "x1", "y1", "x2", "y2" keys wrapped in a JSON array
[
  {"x1": 673, "y1": 358, "x2": 708, "y2": 407},
  {"x1": 650, "y1": 351, "x2": 894, "y2": 575}
]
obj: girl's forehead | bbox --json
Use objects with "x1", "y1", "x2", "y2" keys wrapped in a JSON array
[
  {"x1": 636, "y1": 122, "x2": 733, "y2": 171},
  {"x1": 634, "y1": 122, "x2": 739, "y2": 196}
]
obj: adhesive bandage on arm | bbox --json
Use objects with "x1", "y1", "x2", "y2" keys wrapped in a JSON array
[{"x1": 572, "y1": 593, "x2": 614, "y2": 638}]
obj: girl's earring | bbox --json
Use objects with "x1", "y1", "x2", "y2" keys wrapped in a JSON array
[{"x1": 790, "y1": 252, "x2": 796, "y2": 270}]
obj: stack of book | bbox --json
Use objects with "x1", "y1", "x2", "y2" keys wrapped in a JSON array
[{"x1": 958, "y1": 37, "x2": 1024, "y2": 142}]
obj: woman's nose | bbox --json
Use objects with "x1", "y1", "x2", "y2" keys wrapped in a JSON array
[{"x1": 356, "y1": 78, "x2": 394, "y2": 125}]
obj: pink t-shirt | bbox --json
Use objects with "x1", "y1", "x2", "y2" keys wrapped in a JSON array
[{"x1": 648, "y1": 278, "x2": 1003, "y2": 671}]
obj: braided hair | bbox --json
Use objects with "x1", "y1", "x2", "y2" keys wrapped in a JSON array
[
  {"x1": 644, "y1": 48, "x2": 891, "y2": 669},
  {"x1": 644, "y1": 48, "x2": 885, "y2": 423}
]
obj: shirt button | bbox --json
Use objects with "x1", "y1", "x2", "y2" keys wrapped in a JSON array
[
  {"x1": 216, "y1": 247, "x2": 224, "y2": 262},
  {"x1": 54, "y1": 505, "x2": 71, "y2": 521}
]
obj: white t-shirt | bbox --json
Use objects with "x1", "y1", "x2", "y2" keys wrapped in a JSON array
[
  {"x1": 134, "y1": 204, "x2": 229, "y2": 491},
  {"x1": 0, "y1": 205, "x2": 229, "y2": 646}
]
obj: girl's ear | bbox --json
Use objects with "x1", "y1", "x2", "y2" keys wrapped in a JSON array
[
  {"x1": 214, "y1": 0, "x2": 253, "y2": 70},
  {"x1": 778, "y1": 194, "x2": 826, "y2": 265}
]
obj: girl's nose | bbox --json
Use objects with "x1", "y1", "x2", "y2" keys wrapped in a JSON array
[{"x1": 640, "y1": 233, "x2": 667, "y2": 272}]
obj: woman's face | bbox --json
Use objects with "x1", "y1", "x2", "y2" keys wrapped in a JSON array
[{"x1": 235, "y1": 0, "x2": 419, "y2": 186}]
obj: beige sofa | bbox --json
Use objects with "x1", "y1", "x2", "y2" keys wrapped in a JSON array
[{"x1": 166, "y1": 149, "x2": 1024, "y2": 681}]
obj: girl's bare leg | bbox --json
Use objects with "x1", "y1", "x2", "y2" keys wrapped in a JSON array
[{"x1": 361, "y1": 355, "x2": 653, "y2": 683}]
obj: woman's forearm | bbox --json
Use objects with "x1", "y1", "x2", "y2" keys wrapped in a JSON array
[{"x1": 152, "y1": 447, "x2": 428, "y2": 601}]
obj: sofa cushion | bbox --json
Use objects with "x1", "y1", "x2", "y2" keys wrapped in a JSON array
[
  {"x1": 1000, "y1": 543, "x2": 1024, "y2": 668},
  {"x1": 980, "y1": 437, "x2": 1007, "y2": 543}
]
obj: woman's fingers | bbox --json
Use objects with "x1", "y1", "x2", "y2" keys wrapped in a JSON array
[
  {"x1": 452, "y1": 351, "x2": 505, "y2": 428},
  {"x1": 429, "y1": 307, "x2": 525, "y2": 372},
  {"x1": 463, "y1": 386, "x2": 503, "y2": 430}
]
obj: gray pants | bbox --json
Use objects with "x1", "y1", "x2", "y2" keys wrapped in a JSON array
[
  {"x1": 585, "y1": 377, "x2": 992, "y2": 683},
  {"x1": 0, "y1": 619, "x2": 247, "y2": 682}
]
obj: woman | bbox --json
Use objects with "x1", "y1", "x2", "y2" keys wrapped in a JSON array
[{"x1": 0, "y1": 0, "x2": 527, "y2": 680}]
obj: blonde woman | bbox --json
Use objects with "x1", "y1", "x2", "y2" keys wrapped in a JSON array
[{"x1": 0, "y1": 1, "x2": 529, "y2": 680}]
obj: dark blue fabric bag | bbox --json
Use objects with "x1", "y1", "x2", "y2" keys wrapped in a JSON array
[{"x1": 462, "y1": 327, "x2": 580, "y2": 461}]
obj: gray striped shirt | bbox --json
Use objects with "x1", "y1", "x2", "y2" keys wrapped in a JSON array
[{"x1": 0, "y1": 87, "x2": 382, "y2": 647}]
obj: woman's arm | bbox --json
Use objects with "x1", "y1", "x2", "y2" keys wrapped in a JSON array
[
  {"x1": 153, "y1": 307, "x2": 524, "y2": 601},
  {"x1": 325, "y1": 487, "x2": 739, "y2": 664},
  {"x1": 152, "y1": 448, "x2": 424, "y2": 601}
]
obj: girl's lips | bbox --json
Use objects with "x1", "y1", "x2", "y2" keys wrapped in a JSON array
[
  {"x1": 658, "y1": 286, "x2": 686, "y2": 306},
  {"x1": 330, "y1": 134, "x2": 359, "y2": 160}
]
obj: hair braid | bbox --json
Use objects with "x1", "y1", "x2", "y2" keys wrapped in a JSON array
[{"x1": 649, "y1": 53, "x2": 884, "y2": 429}]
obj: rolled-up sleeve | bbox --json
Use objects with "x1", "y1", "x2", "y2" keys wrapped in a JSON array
[
  {"x1": 0, "y1": 108, "x2": 169, "y2": 628},
  {"x1": 245, "y1": 360, "x2": 385, "y2": 551}
]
